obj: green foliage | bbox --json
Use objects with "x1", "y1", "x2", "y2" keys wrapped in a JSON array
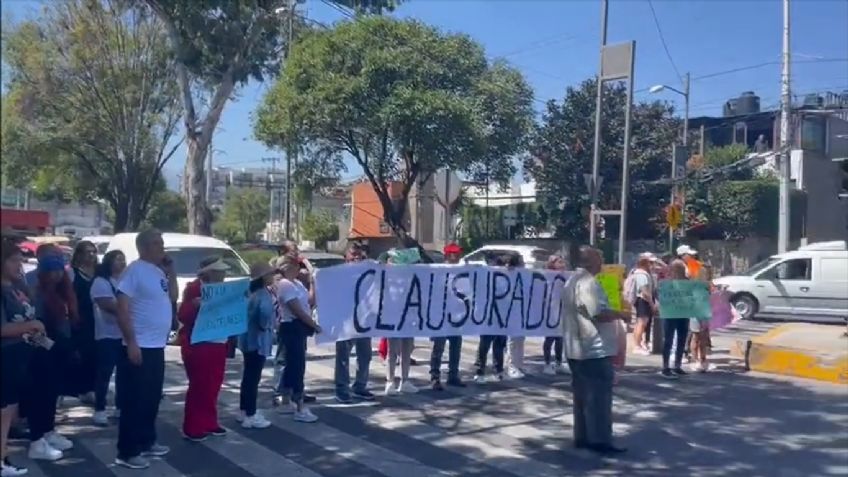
[
  {"x1": 255, "y1": 17, "x2": 534, "y2": 248},
  {"x1": 333, "y1": 0, "x2": 402, "y2": 14},
  {"x1": 703, "y1": 144, "x2": 754, "y2": 180},
  {"x1": 215, "y1": 189, "x2": 270, "y2": 244},
  {"x1": 706, "y1": 178, "x2": 805, "y2": 240},
  {"x1": 144, "y1": 189, "x2": 188, "y2": 232},
  {"x1": 526, "y1": 79, "x2": 680, "y2": 241},
  {"x1": 301, "y1": 211, "x2": 339, "y2": 250},
  {"x1": 457, "y1": 201, "x2": 548, "y2": 251},
  {"x1": 238, "y1": 249, "x2": 276, "y2": 266},
  {"x1": 2, "y1": 0, "x2": 181, "y2": 232}
]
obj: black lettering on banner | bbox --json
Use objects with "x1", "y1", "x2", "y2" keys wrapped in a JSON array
[
  {"x1": 374, "y1": 270, "x2": 395, "y2": 331},
  {"x1": 472, "y1": 271, "x2": 488, "y2": 325},
  {"x1": 450, "y1": 272, "x2": 471, "y2": 327},
  {"x1": 525, "y1": 272, "x2": 548, "y2": 330},
  {"x1": 398, "y1": 274, "x2": 423, "y2": 332},
  {"x1": 488, "y1": 271, "x2": 511, "y2": 329},
  {"x1": 426, "y1": 273, "x2": 444, "y2": 330},
  {"x1": 546, "y1": 275, "x2": 567, "y2": 329},
  {"x1": 506, "y1": 272, "x2": 526, "y2": 328},
  {"x1": 353, "y1": 269, "x2": 375, "y2": 333}
]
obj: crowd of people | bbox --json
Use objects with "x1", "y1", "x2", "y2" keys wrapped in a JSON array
[{"x1": 0, "y1": 228, "x2": 728, "y2": 475}]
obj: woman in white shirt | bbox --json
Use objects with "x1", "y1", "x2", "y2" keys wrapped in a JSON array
[
  {"x1": 276, "y1": 256, "x2": 321, "y2": 423},
  {"x1": 89, "y1": 251, "x2": 127, "y2": 426}
]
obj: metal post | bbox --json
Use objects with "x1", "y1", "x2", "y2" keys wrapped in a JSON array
[
  {"x1": 444, "y1": 171, "x2": 451, "y2": 245},
  {"x1": 589, "y1": 0, "x2": 609, "y2": 246},
  {"x1": 618, "y1": 42, "x2": 635, "y2": 264},
  {"x1": 284, "y1": 149, "x2": 292, "y2": 238},
  {"x1": 778, "y1": 0, "x2": 792, "y2": 253}
]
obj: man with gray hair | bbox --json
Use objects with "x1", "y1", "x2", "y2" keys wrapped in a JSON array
[
  {"x1": 561, "y1": 246, "x2": 630, "y2": 455},
  {"x1": 113, "y1": 229, "x2": 177, "y2": 470}
]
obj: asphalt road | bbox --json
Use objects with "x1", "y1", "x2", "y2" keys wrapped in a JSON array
[{"x1": 9, "y1": 330, "x2": 848, "y2": 477}]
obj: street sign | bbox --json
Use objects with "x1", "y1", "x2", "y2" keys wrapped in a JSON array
[
  {"x1": 666, "y1": 204, "x2": 682, "y2": 229},
  {"x1": 434, "y1": 170, "x2": 461, "y2": 207},
  {"x1": 503, "y1": 207, "x2": 518, "y2": 227}
]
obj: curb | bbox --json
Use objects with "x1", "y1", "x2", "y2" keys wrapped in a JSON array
[{"x1": 733, "y1": 325, "x2": 848, "y2": 384}]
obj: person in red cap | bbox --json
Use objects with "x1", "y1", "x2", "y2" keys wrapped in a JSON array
[{"x1": 428, "y1": 243, "x2": 466, "y2": 390}]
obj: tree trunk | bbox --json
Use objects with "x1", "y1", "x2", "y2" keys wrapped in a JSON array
[
  {"x1": 184, "y1": 135, "x2": 213, "y2": 236},
  {"x1": 112, "y1": 200, "x2": 130, "y2": 233}
]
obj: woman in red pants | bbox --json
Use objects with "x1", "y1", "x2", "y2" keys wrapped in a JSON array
[{"x1": 177, "y1": 256, "x2": 230, "y2": 441}]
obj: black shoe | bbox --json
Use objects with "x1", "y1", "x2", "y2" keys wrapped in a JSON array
[
  {"x1": 352, "y1": 389, "x2": 375, "y2": 401},
  {"x1": 588, "y1": 444, "x2": 627, "y2": 455},
  {"x1": 431, "y1": 378, "x2": 444, "y2": 391},
  {"x1": 303, "y1": 394, "x2": 317, "y2": 403},
  {"x1": 210, "y1": 427, "x2": 228, "y2": 437},
  {"x1": 446, "y1": 377, "x2": 466, "y2": 388},
  {"x1": 672, "y1": 367, "x2": 687, "y2": 376},
  {"x1": 660, "y1": 369, "x2": 677, "y2": 379},
  {"x1": 183, "y1": 433, "x2": 209, "y2": 442}
]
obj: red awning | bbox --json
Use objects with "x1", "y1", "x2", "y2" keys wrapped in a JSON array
[{"x1": 0, "y1": 208, "x2": 50, "y2": 232}]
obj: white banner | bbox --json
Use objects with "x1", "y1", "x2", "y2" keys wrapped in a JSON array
[{"x1": 314, "y1": 262, "x2": 571, "y2": 344}]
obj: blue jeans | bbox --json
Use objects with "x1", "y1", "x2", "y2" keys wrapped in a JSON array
[
  {"x1": 334, "y1": 338, "x2": 372, "y2": 398},
  {"x1": 94, "y1": 338, "x2": 123, "y2": 411},
  {"x1": 429, "y1": 336, "x2": 462, "y2": 380}
]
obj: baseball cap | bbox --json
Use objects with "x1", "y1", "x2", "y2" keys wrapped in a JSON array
[
  {"x1": 676, "y1": 245, "x2": 698, "y2": 256},
  {"x1": 443, "y1": 243, "x2": 462, "y2": 255}
]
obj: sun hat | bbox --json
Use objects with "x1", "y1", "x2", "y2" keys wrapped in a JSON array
[
  {"x1": 249, "y1": 262, "x2": 275, "y2": 281},
  {"x1": 197, "y1": 256, "x2": 229, "y2": 275}
]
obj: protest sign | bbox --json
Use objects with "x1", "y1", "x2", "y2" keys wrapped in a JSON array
[
  {"x1": 597, "y1": 264, "x2": 625, "y2": 311},
  {"x1": 314, "y1": 263, "x2": 571, "y2": 344},
  {"x1": 657, "y1": 280, "x2": 711, "y2": 320},
  {"x1": 191, "y1": 278, "x2": 250, "y2": 344}
]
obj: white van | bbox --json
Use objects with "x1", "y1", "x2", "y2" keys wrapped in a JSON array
[
  {"x1": 713, "y1": 241, "x2": 848, "y2": 320},
  {"x1": 106, "y1": 232, "x2": 250, "y2": 302}
]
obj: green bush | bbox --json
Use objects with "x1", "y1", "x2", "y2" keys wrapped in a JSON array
[
  {"x1": 238, "y1": 249, "x2": 276, "y2": 266},
  {"x1": 710, "y1": 179, "x2": 805, "y2": 240}
]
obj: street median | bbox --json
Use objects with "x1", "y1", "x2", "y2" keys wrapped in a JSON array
[{"x1": 732, "y1": 323, "x2": 848, "y2": 384}]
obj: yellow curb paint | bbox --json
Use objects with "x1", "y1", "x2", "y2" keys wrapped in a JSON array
[
  {"x1": 747, "y1": 343, "x2": 848, "y2": 384},
  {"x1": 753, "y1": 324, "x2": 795, "y2": 343}
]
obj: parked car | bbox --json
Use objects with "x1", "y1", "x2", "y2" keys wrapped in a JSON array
[
  {"x1": 461, "y1": 245, "x2": 553, "y2": 269},
  {"x1": 106, "y1": 233, "x2": 251, "y2": 344},
  {"x1": 713, "y1": 241, "x2": 848, "y2": 320},
  {"x1": 300, "y1": 250, "x2": 345, "y2": 269}
]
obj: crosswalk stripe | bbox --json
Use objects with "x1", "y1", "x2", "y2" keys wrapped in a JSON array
[{"x1": 76, "y1": 432, "x2": 184, "y2": 477}]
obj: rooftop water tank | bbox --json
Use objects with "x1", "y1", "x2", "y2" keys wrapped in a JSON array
[
  {"x1": 735, "y1": 91, "x2": 760, "y2": 115},
  {"x1": 723, "y1": 99, "x2": 738, "y2": 117}
]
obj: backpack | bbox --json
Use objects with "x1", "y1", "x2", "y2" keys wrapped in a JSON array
[{"x1": 623, "y1": 269, "x2": 649, "y2": 306}]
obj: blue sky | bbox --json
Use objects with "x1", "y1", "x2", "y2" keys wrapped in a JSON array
[{"x1": 4, "y1": 0, "x2": 847, "y2": 189}]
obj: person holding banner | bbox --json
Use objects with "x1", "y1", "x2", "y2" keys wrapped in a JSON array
[
  {"x1": 114, "y1": 229, "x2": 176, "y2": 470},
  {"x1": 334, "y1": 243, "x2": 376, "y2": 403},
  {"x1": 177, "y1": 256, "x2": 231, "y2": 441},
  {"x1": 275, "y1": 255, "x2": 321, "y2": 422},
  {"x1": 542, "y1": 255, "x2": 567, "y2": 375},
  {"x1": 561, "y1": 246, "x2": 629, "y2": 455},
  {"x1": 428, "y1": 243, "x2": 466, "y2": 391},
  {"x1": 383, "y1": 249, "x2": 420, "y2": 395},
  {"x1": 473, "y1": 255, "x2": 509, "y2": 383},
  {"x1": 660, "y1": 260, "x2": 692, "y2": 379},
  {"x1": 237, "y1": 263, "x2": 278, "y2": 429}
]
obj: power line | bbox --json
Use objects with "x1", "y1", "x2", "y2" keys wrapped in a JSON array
[{"x1": 646, "y1": 0, "x2": 683, "y2": 84}]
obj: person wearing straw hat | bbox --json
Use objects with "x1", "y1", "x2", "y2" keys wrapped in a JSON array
[
  {"x1": 236, "y1": 263, "x2": 277, "y2": 429},
  {"x1": 177, "y1": 256, "x2": 230, "y2": 441}
]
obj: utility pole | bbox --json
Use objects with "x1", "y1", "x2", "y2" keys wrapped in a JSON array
[
  {"x1": 263, "y1": 156, "x2": 279, "y2": 241},
  {"x1": 589, "y1": 0, "x2": 609, "y2": 246},
  {"x1": 778, "y1": 0, "x2": 792, "y2": 253},
  {"x1": 206, "y1": 139, "x2": 213, "y2": 208},
  {"x1": 276, "y1": 0, "x2": 297, "y2": 240}
]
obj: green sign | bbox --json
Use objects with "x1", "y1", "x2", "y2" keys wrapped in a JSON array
[
  {"x1": 658, "y1": 280, "x2": 711, "y2": 320},
  {"x1": 596, "y1": 273, "x2": 623, "y2": 311}
]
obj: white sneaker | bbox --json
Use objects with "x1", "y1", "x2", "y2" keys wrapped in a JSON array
[
  {"x1": 554, "y1": 363, "x2": 568, "y2": 374},
  {"x1": 542, "y1": 364, "x2": 556, "y2": 376},
  {"x1": 1, "y1": 459, "x2": 28, "y2": 477},
  {"x1": 44, "y1": 432, "x2": 73, "y2": 451},
  {"x1": 399, "y1": 380, "x2": 418, "y2": 394},
  {"x1": 689, "y1": 363, "x2": 702, "y2": 373},
  {"x1": 507, "y1": 366, "x2": 525, "y2": 379},
  {"x1": 28, "y1": 439, "x2": 62, "y2": 462},
  {"x1": 235, "y1": 411, "x2": 246, "y2": 423},
  {"x1": 242, "y1": 414, "x2": 272, "y2": 429},
  {"x1": 93, "y1": 411, "x2": 109, "y2": 426},
  {"x1": 384, "y1": 382, "x2": 399, "y2": 396},
  {"x1": 634, "y1": 347, "x2": 650, "y2": 356},
  {"x1": 293, "y1": 408, "x2": 318, "y2": 423}
]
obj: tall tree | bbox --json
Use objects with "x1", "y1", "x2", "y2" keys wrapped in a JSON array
[
  {"x1": 139, "y1": 0, "x2": 399, "y2": 236},
  {"x1": 526, "y1": 79, "x2": 680, "y2": 241},
  {"x1": 1, "y1": 0, "x2": 182, "y2": 232},
  {"x1": 215, "y1": 188, "x2": 270, "y2": 244},
  {"x1": 254, "y1": 17, "x2": 534, "y2": 250}
]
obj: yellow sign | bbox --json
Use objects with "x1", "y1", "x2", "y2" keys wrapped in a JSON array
[{"x1": 666, "y1": 204, "x2": 682, "y2": 229}]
